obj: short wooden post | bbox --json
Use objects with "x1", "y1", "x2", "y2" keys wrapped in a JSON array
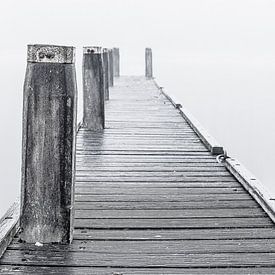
[
  {"x1": 108, "y1": 49, "x2": 114, "y2": 87},
  {"x1": 145, "y1": 48, "x2": 153, "y2": 78},
  {"x1": 113, "y1": 47, "x2": 120, "y2": 77},
  {"x1": 83, "y1": 46, "x2": 105, "y2": 130},
  {"x1": 103, "y1": 48, "x2": 109, "y2": 100},
  {"x1": 20, "y1": 44, "x2": 77, "y2": 244}
]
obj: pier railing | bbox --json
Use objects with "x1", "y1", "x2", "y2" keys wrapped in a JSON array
[{"x1": 0, "y1": 44, "x2": 274, "y2": 257}]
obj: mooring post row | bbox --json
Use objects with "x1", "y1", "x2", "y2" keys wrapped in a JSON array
[
  {"x1": 20, "y1": 44, "x2": 77, "y2": 244},
  {"x1": 145, "y1": 47, "x2": 153, "y2": 78},
  {"x1": 113, "y1": 47, "x2": 120, "y2": 77},
  {"x1": 82, "y1": 46, "x2": 105, "y2": 131}
]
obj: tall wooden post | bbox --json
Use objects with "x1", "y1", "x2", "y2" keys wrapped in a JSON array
[
  {"x1": 20, "y1": 44, "x2": 77, "y2": 244},
  {"x1": 108, "y1": 49, "x2": 114, "y2": 87},
  {"x1": 145, "y1": 48, "x2": 153, "y2": 78},
  {"x1": 103, "y1": 48, "x2": 109, "y2": 101},
  {"x1": 83, "y1": 46, "x2": 105, "y2": 130},
  {"x1": 113, "y1": 47, "x2": 120, "y2": 77}
]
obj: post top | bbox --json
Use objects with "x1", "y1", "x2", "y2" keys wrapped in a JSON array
[
  {"x1": 102, "y1": 48, "x2": 109, "y2": 53},
  {"x1": 83, "y1": 46, "x2": 102, "y2": 54},
  {"x1": 27, "y1": 44, "x2": 75, "y2": 64}
]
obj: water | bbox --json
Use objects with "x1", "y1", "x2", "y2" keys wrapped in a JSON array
[{"x1": 0, "y1": 0, "x2": 274, "y2": 216}]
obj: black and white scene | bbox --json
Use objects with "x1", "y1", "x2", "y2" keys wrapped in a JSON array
[{"x1": 0, "y1": 0, "x2": 275, "y2": 273}]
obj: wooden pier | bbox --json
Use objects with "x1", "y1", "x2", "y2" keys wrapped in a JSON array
[{"x1": 1, "y1": 46, "x2": 275, "y2": 274}]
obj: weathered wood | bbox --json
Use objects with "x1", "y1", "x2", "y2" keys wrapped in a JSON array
[
  {"x1": 75, "y1": 193, "x2": 249, "y2": 202},
  {"x1": 2, "y1": 75, "x2": 275, "y2": 273},
  {"x1": 108, "y1": 48, "x2": 114, "y2": 87},
  {"x1": 2, "y1": 249, "x2": 275, "y2": 267},
  {"x1": 0, "y1": 200, "x2": 20, "y2": 258},
  {"x1": 1, "y1": 266, "x2": 275, "y2": 275},
  {"x1": 20, "y1": 44, "x2": 77, "y2": 244},
  {"x1": 75, "y1": 217, "x2": 272, "y2": 229},
  {"x1": 76, "y1": 177, "x2": 235, "y2": 183},
  {"x1": 9, "y1": 238, "x2": 275, "y2": 254},
  {"x1": 75, "y1": 208, "x2": 264, "y2": 219},
  {"x1": 74, "y1": 227, "x2": 275, "y2": 240},
  {"x1": 75, "y1": 187, "x2": 244, "y2": 195},
  {"x1": 102, "y1": 48, "x2": 109, "y2": 100},
  {"x1": 113, "y1": 47, "x2": 120, "y2": 77},
  {"x1": 82, "y1": 46, "x2": 105, "y2": 130},
  {"x1": 74, "y1": 181, "x2": 240, "y2": 188},
  {"x1": 225, "y1": 157, "x2": 275, "y2": 224},
  {"x1": 145, "y1": 48, "x2": 153, "y2": 78},
  {"x1": 75, "y1": 200, "x2": 258, "y2": 210},
  {"x1": 154, "y1": 81, "x2": 224, "y2": 155},
  {"x1": 75, "y1": 177, "x2": 237, "y2": 183}
]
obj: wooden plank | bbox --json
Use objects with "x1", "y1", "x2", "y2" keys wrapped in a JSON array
[
  {"x1": 0, "y1": 200, "x2": 20, "y2": 258},
  {"x1": 75, "y1": 217, "x2": 272, "y2": 229},
  {"x1": 76, "y1": 177, "x2": 236, "y2": 183},
  {"x1": 75, "y1": 181, "x2": 240, "y2": 188},
  {"x1": 74, "y1": 227, "x2": 275, "y2": 240},
  {"x1": 75, "y1": 208, "x2": 265, "y2": 219},
  {"x1": 2, "y1": 250, "x2": 275, "y2": 267},
  {"x1": 1, "y1": 266, "x2": 275, "y2": 275},
  {"x1": 76, "y1": 163, "x2": 227, "y2": 168},
  {"x1": 75, "y1": 171, "x2": 231, "y2": 177},
  {"x1": 75, "y1": 193, "x2": 250, "y2": 202},
  {"x1": 75, "y1": 187, "x2": 245, "y2": 194},
  {"x1": 8, "y1": 238, "x2": 275, "y2": 254},
  {"x1": 75, "y1": 200, "x2": 258, "y2": 210}
]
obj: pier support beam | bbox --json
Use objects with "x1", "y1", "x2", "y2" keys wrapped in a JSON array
[
  {"x1": 103, "y1": 48, "x2": 109, "y2": 101},
  {"x1": 108, "y1": 49, "x2": 114, "y2": 87},
  {"x1": 113, "y1": 47, "x2": 120, "y2": 77},
  {"x1": 20, "y1": 44, "x2": 77, "y2": 244},
  {"x1": 83, "y1": 46, "x2": 105, "y2": 130},
  {"x1": 145, "y1": 48, "x2": 153, "y2": 78}
]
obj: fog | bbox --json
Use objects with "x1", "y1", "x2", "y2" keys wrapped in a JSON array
[{"x1": 0, "y1": 0, "x2": 274, "y2": 216}]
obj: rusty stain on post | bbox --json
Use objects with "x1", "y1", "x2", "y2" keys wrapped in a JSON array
[{"x1": 20, "y1": 44, "x2": 77, "y2": 244}]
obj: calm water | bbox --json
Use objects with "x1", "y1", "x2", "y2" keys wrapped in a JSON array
[{"x1": 0, "y1": 51, "x2": 274, "y2": 216}]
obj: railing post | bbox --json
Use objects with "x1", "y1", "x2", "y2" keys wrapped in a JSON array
[
  {"x1": 83, "y1": 46, "x2": 105, "y2": 130},
  {"x1": 145, "y1": 47, "x2": 153, "y2": 78},
  {"x1": 103, "y1": 48, "x2": 109, "y2": 100},
  {"x1": 113, "y1": 47, "x2": 120, "y2": 77},
  {"x1": 20, "y1": 44, "x2": 77, "y2": 244},
  {"x1": 108, "y1": 49, "x2": 114, "y2": 87}
]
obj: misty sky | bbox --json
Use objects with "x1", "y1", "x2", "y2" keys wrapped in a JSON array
[{"x1": 0, "y1": 0, "x2": 275, "y2": 215}]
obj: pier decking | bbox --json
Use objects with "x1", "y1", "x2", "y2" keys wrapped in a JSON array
[{"x1": 1, "y1": 76, "x2": 275, "y2": 274}]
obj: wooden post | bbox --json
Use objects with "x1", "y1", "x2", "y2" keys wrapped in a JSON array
[
  {"x1": 20, "y1": 44, "x2": 77, "y2": 244},
  {"x1": 145, "y1": 48, "x2": 153, "y2": 78},
  {"x1": 113, "y1": 47, "x2": 120, "y2": 77},
  {"x1": 83, "y1": 46, "x2": 105, "y2": 130},
  {"x1": 108, "y1": 49, "x2": 114, "y2": 87},
  {"x1": 103, "y1": 48, "x2": 109, "y2": 100}
]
